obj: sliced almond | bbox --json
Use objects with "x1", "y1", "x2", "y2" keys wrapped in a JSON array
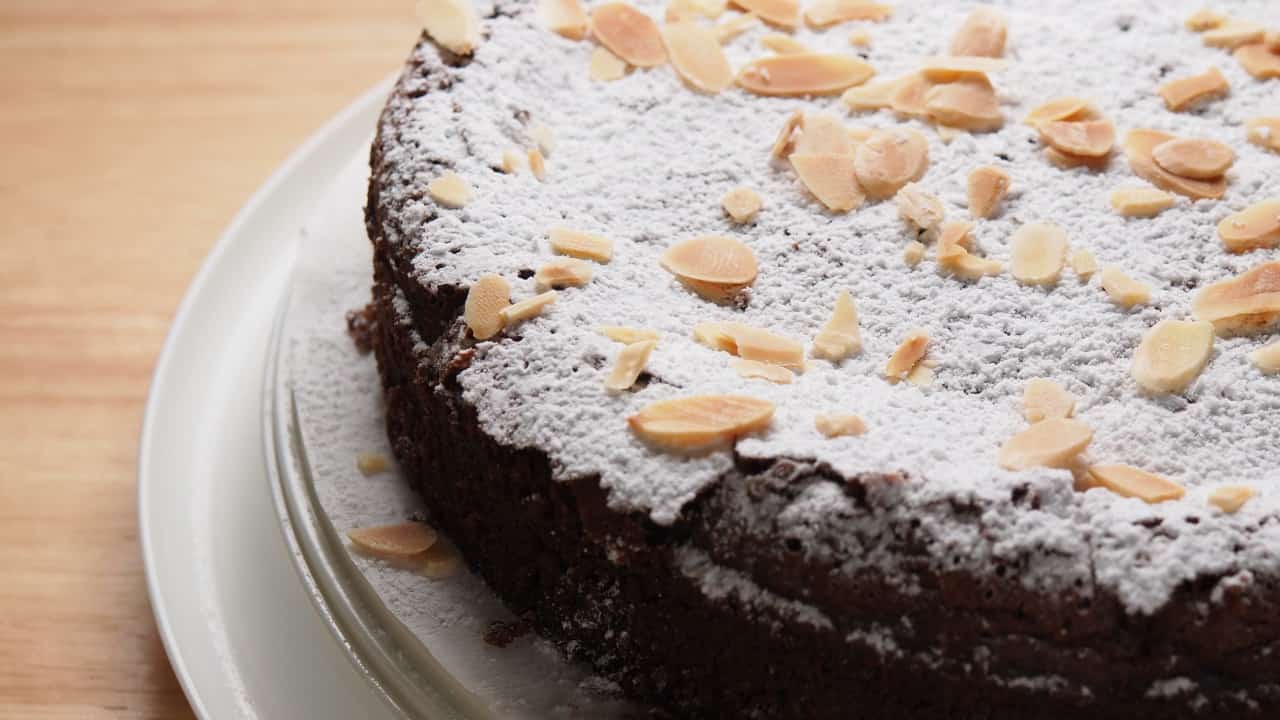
[
  {"x1": 1217, "y1": 199, "x2": 1280, "y2": 253},
  {"x1": 1208, "y1": 485, "x2": 1257, "y2": 513},
  {"x1": 628, "y1": 395, "x2": 775, "y2": 450},
  {"x1": 737, "y1": 53, "x2": 876, "y2": 96},
  {"x1": 919, "y1": 56, "x2": 1008, "y2": 81},
  {"x1": 1246, "y1": 118, "x2": 1280, "y2": 153},
  {"x1": 1023, "y1": 97, "x2": 1095, "y2": 127},
  {"x1": 600, "y1": 326, "x2": 661, "y2": 344},
  {"x1": 1070, "y1": 249, "x2": 1099, "y2": 279},
  {"x1": 1124, "y1": 129, "x2": 1227, "y2": 200},
  {"x1": 937, "y1": 221, "x2": 1002, "y2": 281},
  {"x1": 1235, "y1": 43, "x2": 1280, "y2": 80},
  {"x1": 790, "y1": 153, "x2": 864, "y2": 212},
  {"x1": 895, "y1": 183, "x2": 945, "y2": 232},
  {"x1": 924, "y1": 77, "x2": 1002, "y2": 132},
  {"x1": 1152, "y1": 138, "x2": 1234, "y2": 180},
  {"x1": 661, "y1": 235, "x2": 758, "y2": 292},
  {"x1": 854, "y1": 128, "x2": 929, "y2": 199},
  {"x1": 356, "y1": 452, "x2": 391, "y2": 476},
  {"x1": 903, "y1": 241, "x2": 925, "y2": 266},
  {"x1": 841, "y1": 78, "x2": 899, "y2": 110},
  {"x1": 535, "y1": 258, "x2": 594, "y2": 290},
  {"x1": 1185, "y1": 9, "x2": 1227, "y2": 32},
  {"x1": 733, "y1": 358, "x2": 795, "y2": 384},
  {"x1": 1010, "y1": 222, "x2": 1068, "y2": 286},
  {"x1": 663, "y1": 21, "x2": 734, "y2": 92},
  {"x1": 590, "y1": 46, "x2": 630, "y2": 81},
  {"x1": 1253, "y1": 342, "x2": 1280, "y2": 372},
  {"x1": 715, "y1": 11, "x2": 760, "y2": 42},
  {"x1": 722, "y1": 186, "x2": 763, "y2": 223},
  {"x1": 1203, "y1": 19, "x2": 1265, "y2": 49},
  {"x1": 804, "y1": 0, "x2": 891, "y2": 28},
  {"x1": 415, "y1": 0, "x2": 481, "y2": 55},
  {"x1": 528, "y1": 148, "x2": 547, "y2": 181},
  {"x1": 549, "y1": 228, "x2": 613, "y2": 262},
  {"x1": 794, "y1": 113, "x2": 854, "y2": 155},
  {"x1": 815, "y1": 413, "x2": 867, "y2": 437},
  {"x1": 1100, "y1": 266, "x2": 1151, "y2": 307},
  {"x1": 539, "y1": 0, "x2": 590, "y2": 39},
  {"x1": 668, "y1": 0, "x2": 728, "y2": 21},
  {"x1": 731, "y1": 0, "x2": 798, "y2": 28},
  {"x1": 1110, "y1": 187, "x2": 1176, "y2": 218},
  {"x1": 998, "y1": 418, "x2": 1093, "y2": 471},
  {"x1": 1023, "y1": 378, "x2": 1075, "y2": 423},
  {"x1": 1043, "y1": 146, "x2": 1109, "y2": 172},
  {"x1": 606, "y1": 340, "x2": 657, "y2": 390},
  {"x1": 950, "y1": 6, "x2": 1007, "y2": 57},
  {"x1": 967, "y1": 165, "x2": 1010, "y2": 219},
  {"x1": 936, "y1": 124, "x2": 967, "y2": 144},
  {"x1": 907, "y1": 364, "x2": 935, "y2": 387},
  {"x1": 811, "y1": 290, "x2": 862, "y2": 361},
  {"x1": 848, "y1": 29, "x2": 871, "y2": 47},
  {"x1": 464, "y1": 274, "x2": 511, "y2": 340},
  {"x1": 1131, "y1": 319, "x2": 1215, "y2": 394},
  {"x1": 1269, "y1": 30, "x2": 1280, "y2": 51},
  {"x1": 1192, "y1": 261, "x2": 1280, "y2": 332},
  {"x1": 1158, "y1": 67, "x2": 1229, "y2": 112},
  {"x1": 1088, "y1": 465, "x2": 1185, "y2": 504},
  {"x1": 530, "y1": 125, "x2": 553, "y2": 156},
  {"x1": 694, "y1": 321, "x2": 805, "y2": 368},
  {"x1": 420, "y1": 540, "x2": 463, "y2": 578},
  {"x1": 847, "y1": 126, "x2": 875, "y2": 144},
  {"x1": 500, "y1": 149, "x2": 525, "y2": 173},
  {"x1": 592, "y1": 2, "x2": 668, "y2": 67},
  {"x1": 884, "y1": 329, "x2": 929, "y2": 381},
  {"x1": 761, "y1": 33, "x2": 809, "y2": 54},
  {"x1": 889, "y1": 72, "x2": 935, "y2": 118},
  {"x1": 770, "y1": 110, "x2": 805, "y2": 159},
  {"x1": 427, "y1": 172, "x2": 472, "y2": 208},
  {"x1": 499, "y1": 290, "x2": 557, "y2": 325},
  {"x1": 1039, "y1": 120, "x2": 1114, "y2": 158},
  {"x1": 349, "y1": 521, "x2": 438, "y2": 558}
]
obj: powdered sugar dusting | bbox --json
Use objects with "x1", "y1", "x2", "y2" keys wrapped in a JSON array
[{"x1": 374, "y1": 0, "x2": 1280, "y2": 616}]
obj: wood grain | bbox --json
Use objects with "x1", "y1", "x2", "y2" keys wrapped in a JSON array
[{"x1": 0, "y1": 2, "x2": 414, "y2": 717}]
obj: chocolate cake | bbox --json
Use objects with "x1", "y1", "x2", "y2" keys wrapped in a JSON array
[{"x1": 362, "y1": 0, "x2": 1280, "y2": 716}]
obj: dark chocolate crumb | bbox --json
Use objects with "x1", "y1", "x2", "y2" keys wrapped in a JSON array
[
  {"x1": 346, "y1": 303, "x2": 378, "y2": 354},
  {"x1": 483, "y1": 619, "x2": 530, "y2": 648}
]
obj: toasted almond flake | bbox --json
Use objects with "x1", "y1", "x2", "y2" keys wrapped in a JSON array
[
  {"x1": 348, "y1": 521, "x2": 438, "y2": 558},
  {"x1": 1100, "y1": 265, "x2": 1151, "y2": 307},
  {"x1": 415, "y1": 0, "x2": 481, "y2": 55},
  {"x1": 427, "y1": 172, "x2": 473, "y2": 208},
  {"x1": 999, "y1": 418, "x2": 1093, "y2": 471},
  {"x1": 663, "y1": 21, "x2": 734, "y2": 93},
  {"x1": 356, "y1": 452, "x2": 391, "y2": 476},
  {"x1": 549, "y1": 227, "x2": 613, "y2": 262},
  {"x1": 662, "y1": 235, "x2": 758, "y2": 289},
  {"x1": 889, "y1": 72, "x2": 935, "y2": 118},
  {"x1": 1023, "y1": 97, "x2": 1095, "y2": 127},
  {"x1": 1124, "y1": 129, "x2": 1227, "y2": 200},
  {"x1": 967, "y1": 165, "x2": 1010, "y2": 219},
  {"x1": 1185, "y1": 9, "x2": 1227, "y2": 32},
  {"x1": 1039, "y1": 120, "x2": 1115, "y2": 158},
  {"x1": 733, "y1": 358, "x2": 795, "y2": 384},
  {"x1": 500, "y1": 149, "x2": 525, "y2": 173},
  {"x1": 761, "y1": 33, "x2": 809, "y2": 54},
  {"x1": 499, "y1": 290, "x2": 557, "y2": 325},
  {"x1": 903, "y1": 241, "x2": 925, "y2": 266},
  {"x1": 1246, "y1": 118, "x2": 1280, "y2": 153},
  {"x1": 667, "y1": 0, "x2": 727, "y2": 21},
  {"x1": 770, "y1": 110, "x2": 805, "y2": 159},
  {"x1": 895, "y1": 183, "x2": 945, "y2": 231},
  {"x1": 737, "y1": 53, "x2": 876, "y2": 96},
  {"x1": 527, "y1": 148, "x2": 547, "y2": 181},
  {"x1": 606, "y1": 340, "x2": 657, "y2": 390},
  {"x1": 535, "y1": 258, "x2": 594, "y2": 290},
  {"x1": 1192, "y1": 261, "x2": 1280, "y2": 332},
  {"x1": 722, "y1": 186, "x2": 763, "y2": 222},
  {"x1": 804, "y1": 0, "x2": 891, "y2": 28},
  {"x1": 815, "y1": 413, "x2": 867, "y2": 437},
  {"x1": 923, "y1": 77, "x2": 1002, "y2": 132},
  {"x1": 848, "y1": 29, "x2": 871, "y2": 47},
  {"x1": 1209, "y1": 485, "x2": 1258, "y2": 513},
  {"x1": 1152, "y1": 137, "x2": 1234, "y2": 180},
  {"x1": 1217, "y1": 199, "x2": 1280, "y2": 253},
  {"x1": 919, "y1": 56, "x2": 1008, "y2": 81},
  {"x1": 907, "y1": 363, "x2": 935, "y2": 387},
  {"x1": 884, "y1": 329, "x2": 929, "y2": 381},
  {"x1": 935, "y1": 221, "x2": 972, "y2": 261},
  {"x1": 731, "y1": 0, "x2": 798, "y2": 28},
  {"x1": 590, "y1": 45, "x2": 630, "y2": 80},
  {"x1": 1269, "y1": 30, "x2": 1280, "y2": 50},
  {"x1": 854, "y1": 128, "x2": 929, "y2": 199},
  {"x1": 1070, "y1": 249, "x2": 1099, "y2": 279},
  {"x1": 1110, "y1": 186, "x2": 1176, "y2": 217},
  {"x1": 1235, "y1": 43, "x2": 1280, "y2": 80},
  {"x1": 463, "y1": 274, "x2": 511, "y2": 340},
  {"x1": 715, "y1": 11, "x2": 759, "y2": 42},
  {"x1": 1024, "y1": 379, "x2": 1075, "y2": 423},
  {"x1": 539, "y1": 0, "x2": 589, "y2": 39},
  {"x1": 1131, "y1": 319, "x2": 1215, "y2": 394},
  {"x1": 1203, "y1": 19, "x2": 1265, "y2": 49},
  {"x1": 628, "y1": 394, "x2": 774, "y2": 450},
  {"x1": 1158, "y1": 67, "x2": 1229, "y2": 112},
  {"x1": 841, "y1": 78, "x2": 899, "y2": 110},
  {"x1": 694, "y1": 321, "x2": 805, "y2": 368},
  {"x1": 1088, "y1": 465, "x2": 1185, "y2": 503},
  {"x1": 950, "y1": 6, "x2": 1007, "y2": 57},
  {"x1": 1253, "y1": 342, "x2": 1280, "y2": 372},
  {"x1": 847, "y1": 126, "x2": 875, "y2": 144},
  {"x1": 794, "y1": 113, "x2": 854, "y2": 155},
  {"x1": 1010, "y1": 222, "x2": 1068, "y2": 286},
  {"x1": 935, "y1": 124, "x2": 965, "y2": 144},
  {"x1": 600, "y1": 327, "x2": 660, "y2": 345},
  {"x1": 936, "y1": 221, "x2": 1002, "y2": 280},
  {"x1": 592, "y1": 2, "x2": 668, "y2": 67},
  {"x1": 790, "y1": 153, "x2": 864, "y2": 212},
  {"x1": 811, "y1": 291, "x2": 862, "y2": 361},
  {"x1": 1043, "y1": 146, "x2": 1109, "y2": 172},
  {"x1": 420, "y1": 540, "x2": 463, "y2": 578}
]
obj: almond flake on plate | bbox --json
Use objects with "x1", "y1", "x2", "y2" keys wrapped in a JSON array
[
  {"x1": 884, "y1": 329, "x2": 929, "y2": 381},
  {"x1": 1253, "y1": 342, "x2": 1280, "y2": 372},
  {"x1": 731, "y1": 0, "x2": 799, "y2": 28},
  {"x1": 427, "y1": 172, "x2": 473, "y2": 208},
  {"x1": 1100, "y1": 265, "x2": 1151, "y2": 307},
  {"x1": 967, "y1": 165, "x2": 1010, "y2": 218},
  {"x1": 733, "y1": 358, "x2": 795, "y2": 384},
  {"x1": 1131, "y1": 319, "x2": 1214, "y2": 394},
  {"x1": 790, "y1": 153, "x2": 864, "y2": 212},
  {"x1": 1124, "y1": 129, "x2": 1227, "y2": 200},
  {"x1": 1151, "y1": 137, "x2": 1234, "y2": 179},
  {"x1": 761, "y1": 33, "x2": 809, "y2": 54},
  {"x1": 950, "y1": 6, "x2": 1007, "y2": 57},
  {"x1": 1235, "y1": 43, "x2": 1280, "y2": 80},
  {"x1": 854, "y1": 128, "x2": 928, "y2": 199},
  {"x1": 1208, "y1": 485, "x2": 1257, "y2": 513},
  {"x1": 1023, "y1": 378, "x2": 1075, "y2": 423},
  {"x1": 1217, "y1": 199, "x2": 1280, "y2": 253},
  {"x1": 663, "y1": 21, "x2": 733, "y2": 93},
  {"x1": 694, "y1": 321, "x2": 805, "y2": 368},
  {"x1": 848, "y1": 29, "x2": 871, "y2": 47},
  {"x1": 889, "y1": 72, "x2": 935, "y2": 118},
  {"x1": 590, "y1": 46, "x2": 630, "y2": 80},
  {"x1": 811, "y1": 290, "x2": 862, "y2": 361},
  {"x1": 1010, "y1": 222, "x2": 1068, "y2": 286},
  {"x1": 463, "y1": 274, "x2": 511, "y2": 340},
  {"x1": 770, "y1": 110, "x2": 805, "y2": 159},
  {"x1": 1023, "y1": 96, "x2": 1095, "y2": 127},
  {"x1": 549, "y1": 227, "x2": 614, "y2": 262},
  {"x1": 420, "y1": 540, "x2": 464, "y2": 578},
  {"x1": 1203, "y1": 19, "x2": 1265, "y2": 49},
  {"x1": 661, "y1": 235, "x2": 758, "y2": 291},
  {"x1": 903, "y1": 241, "x2": 925, "y2": 266},
  {"x1": 895, "y1": 183, "x2": 944, "y2": 231},
  {"x1": 923, "y1": 77, "x2": 1002, "y2": 132},
  {"x1": 527, "y1": 148, "x2": 547, "y2": 180},
  {"x1": 998, "y1": 418, "x2": 1092, "y2": 471},
  {"x1": 539, "y1": 0, "x2": 590, "y2": 39},
  {"x1": 599, "y1": 326, "x2": 660, "y2": 344},
  {"x1": 841, "y1": 79, "x2": 899, "y2": 110},
  {"x1": 804, "y1": 0, "x2": 891, "y2": 28},
  {"x1": 348, "y1": 521, "x2": 439, "y2": 558},
  {"x1": 500, "y1": 149, "x2": 525, "y2": 173},
  {"x1": 1157, "y1": 66, "x2": 1229, "y2": 112},
  {"x1": 535, "y1": 258, "x2": 594, "y2": 290},
  {"x1": 498, "y1": 290, "x2": 557, "y2": 325},
  {"x1": 356, "y1": 452, "x2": 391, "y2": 476},
  {"x1": 737, "y1": 53, "x2": 876, "y2": 96},
  {"x1": 592, "y1": 2, "x2": 669, "y2": 67},
  {"x1": 1070, "y1": 249, "x2": 1098, "y2": 279},
  {"x1": 714, "y1": 11, "x2": 760, "y2": 42},
  {"x1": 722, "y1": 186, "x2": 763, "y2": 222},
  {"x1": 1185, "y1": 8, "x2": 1227, "y2": 32},
  {"x1": 814, "y1": 413, "x2": 867, "y2": 437},
  {"x1": 1191, "y1": 260, "x2": 1280, "y2": 332},
  {"x1": 1044, "y1": 146, "x2": 1110, "y2": 172},
  {"x1": 1110, "y1": 187, "x2": 1176, "y2": 217},
  {"x1": 936, "y1": 221, "x2": 1002, "y2": 281},
  {"x1": 1039, "y1": 120, "x2": 1114, "y2": 158},
  {"x1": 1087, "y1": 464, "x2": 1186, "y2": 504},
  {"x1": 793, "y1": 112, "x2": 854, "y2": 155},
  {"x1": 606, "y1": 340, "x2": 657, "y2": 390},
  {"x1": 628, "y1": 394, "x2": 775, "y2": 450},
  {"x1": 416, "y1": 0, "x2": 482, "y2": 55},
  {"x1": 919, "y1": 56, "x2": 1008, "y2": 81}
]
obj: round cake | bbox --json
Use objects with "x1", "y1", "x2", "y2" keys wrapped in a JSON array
[{"x1": 363, "y1": 0, "x2": 1280, "y2": 716}]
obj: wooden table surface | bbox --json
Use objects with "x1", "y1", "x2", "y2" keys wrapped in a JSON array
[{"x1": 0, "y1": 2, "x2": 415, "y2": 716}]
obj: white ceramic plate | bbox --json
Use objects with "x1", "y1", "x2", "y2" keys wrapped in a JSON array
[{"x1": 138, "y1": 79, "x2": 407, "y2": 720}]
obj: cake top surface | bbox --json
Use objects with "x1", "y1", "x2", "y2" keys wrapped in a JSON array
[{"x1": 372, "y1": 0, "x2": 1280, "y2": 615}]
